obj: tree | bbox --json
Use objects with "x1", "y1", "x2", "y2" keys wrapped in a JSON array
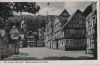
[
  {"x1": 0, "y1": 3, "x2": 13, "y2": 21},
  {"x1": 0, "y1": 3, "x2": 13, "y2": 29},
  {"x1": 0, "y1": 17, "x2": 4, "y2": 29},
  {"x1": 13, "y1": 2, "x2": 40, "y2": 15}
]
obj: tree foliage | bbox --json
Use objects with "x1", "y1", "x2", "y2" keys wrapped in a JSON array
[
  {"x1": 0, "y1": 17, "x2": 5, "y2": 29},
  {"x1": 13, "y1": 2, "x2": 40, "y2": 14},
  {"x1": 0, "y1": 2, "x2": 13, "y2": 20}
]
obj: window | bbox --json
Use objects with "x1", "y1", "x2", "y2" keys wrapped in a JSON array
[
  {"x1": 82, "y1": 30, "x2": 84, "y2": 34},
  {"x1": 82, "y1": 21, "x2": 85, "y2": 24},
  {"x1": 69, "y1": 24, "x2": 72, "y2": 27},
  {"x1": 56, "y1": 33, "x2": 57, "y2": 37},
  {"x1": 65, "y1": 29, "x2": 69, "y2": 34},
  {"x1": 92, "y1": 28, "x2": 94, "y2": 33},
  {"x1": 94, "y1": 10, "x2": 97, "y2": 15},
  {"x1": 59, "y1": 23, "x2": 60, "y2": 26},
  {"x1": 70, "y1": 39, "x2": 73, "y2": 44},
  {"x1": 66, "y1": 40, "x2": 69, "y2": 45},
  {"x1": 77, "y1": 21, "x2": 79, "y2": 24},
  {"x1": 88, "y1": 21, "x2": 90, "y2": 24},
  {"x1": 40, "y1": 36, "x2": 42, "y2": 38},
  {"x1": 58, "y1": 32, "x2": 60, "y2": 36},
  {"x1": 54, "y1": 27, "x2": 55, "y2": 30},
  {"x1": 86, "y1": 32, "x2": 88, "y2": 36},
  {"x1": 62, "y1": 42, "x2": 63, "y2": 45},
  {"x1": 90, "y1": 41, "x2": 92, "y2": 47},
  {"x1": 92, "y1": 16, "x2": 95, "y2": 20}
]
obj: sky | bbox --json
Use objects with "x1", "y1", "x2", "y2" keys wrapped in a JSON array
[{"x1": 36, "y1": 2, "x2": 92, "y2": 15}]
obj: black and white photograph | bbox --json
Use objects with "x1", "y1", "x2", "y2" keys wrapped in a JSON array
[{"x1": 0, "y1": 0, "x2": 98, "y2": 61}]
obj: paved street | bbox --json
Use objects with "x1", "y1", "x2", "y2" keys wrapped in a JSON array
[{"x1": 4, "y1": 47, "x2": 93, "y2": 60}]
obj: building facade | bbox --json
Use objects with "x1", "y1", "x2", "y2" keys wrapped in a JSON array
[
  {"x1": 52, "y1": 9, "x2": 70, "y2": 50},
  {"x1": 61, "y1": 9, "x2": 86, "y2": 50},
  {"x1": 37, "y1": 28, "x2": 44, "y2": 47},
  {"x1": 26, "y1": 31, "x2": 37, "y2": 47},
  {"x1": 85, "y1": 2, "x2": 97, "y2": 54},
  {"x1": 57, "y1": 9, "x2": 70, "y2": 50},
  {"x1": 52, "y1": 17, "x2": 60, "y2": 49},
  {"x1": 45, "y1": 16, "x2": 55, "y2": 48},
  {"x1": 45, "y1": 9, "x2": 70, "y2": 50}
]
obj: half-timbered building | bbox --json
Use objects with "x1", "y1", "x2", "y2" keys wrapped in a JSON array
[
  {"x1": 61, "y1": 9, "x2": 86, "y2": 50},
  {"x1": 52, "y1": 9, "x2": 70, "y2": 50},
  {"x1": 84, "y1": 2, "x2": 97, "y2": 54}
]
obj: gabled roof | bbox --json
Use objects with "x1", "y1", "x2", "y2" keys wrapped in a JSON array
[
  {"x1": 59, "y1": 9, "x2": 70, "y2": 17},
  {"x1": 61, "y1": 9, "x2": 83, "y2": 30},
  {"x1": 83, "y1": 4, "x2": 92, "y2": 17}
]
